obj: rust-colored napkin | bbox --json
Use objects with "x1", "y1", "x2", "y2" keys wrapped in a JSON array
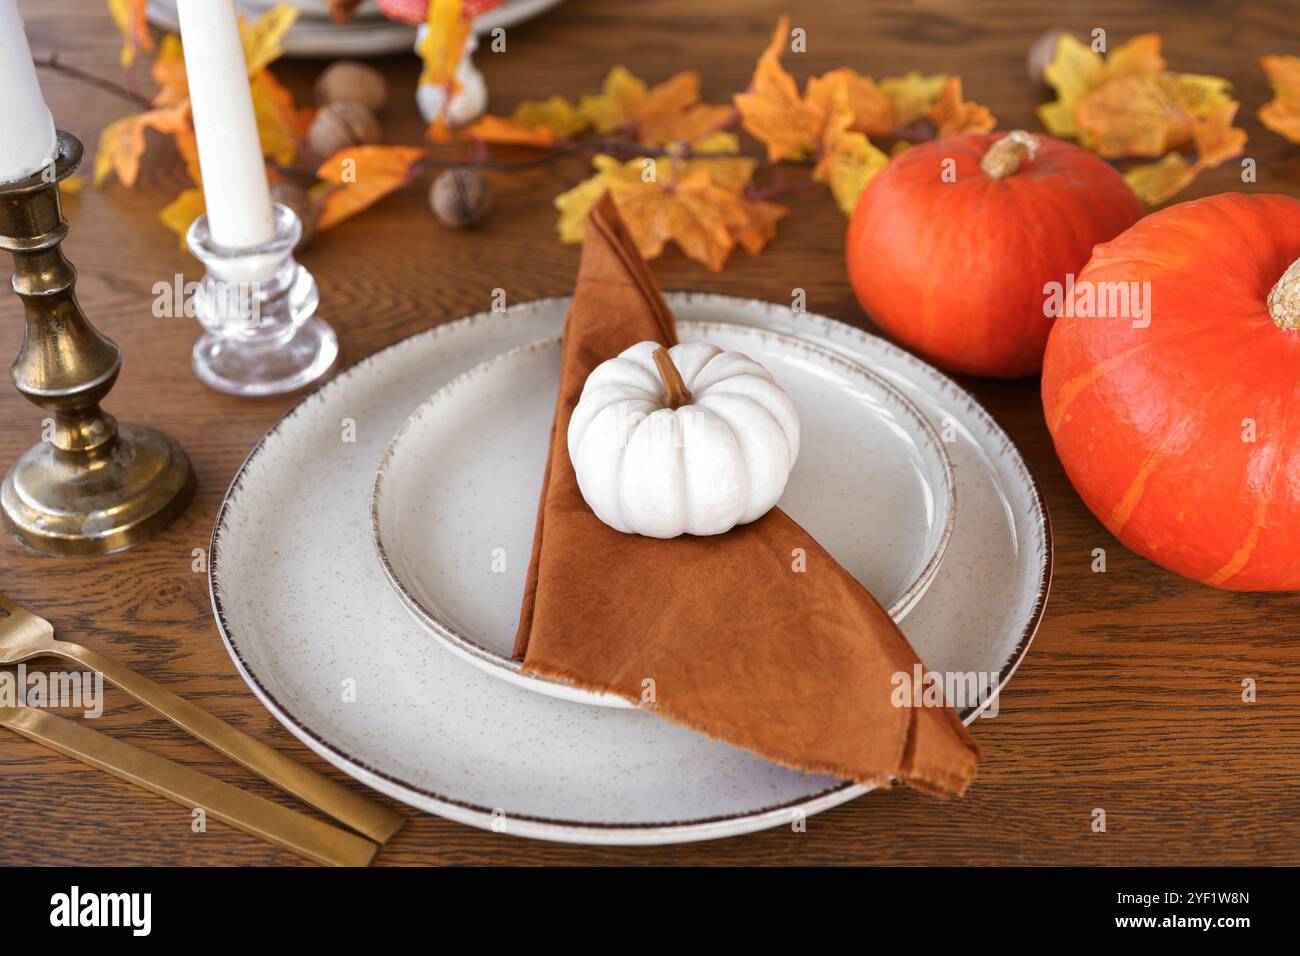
[{"x1": 514, "y1": 195, "x2": 981, "y2": 794}]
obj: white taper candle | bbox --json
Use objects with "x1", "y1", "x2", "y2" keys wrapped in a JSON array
[
  {"x1": 0, "y1": 0, "x2": 59, "y2": 183},
  {"x1": 176, "y1": 0, "x2": 276, "y2": 249}
]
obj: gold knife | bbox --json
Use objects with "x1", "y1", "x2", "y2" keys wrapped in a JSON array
[
  {"x1": 0, "y1": 590, "x2": 403, "y2": 844},
  {"x1": 0, "y1": 706, "x2": 377, "y2": 867}
]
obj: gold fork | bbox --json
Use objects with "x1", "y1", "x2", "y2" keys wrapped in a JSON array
[{"x1": 0, "y1": 590, "x2": 403, "y2": 844}]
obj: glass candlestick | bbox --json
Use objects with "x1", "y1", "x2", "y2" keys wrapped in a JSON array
[{"x1": 187, "y1": 202, "x2": 338, "y2": 397}]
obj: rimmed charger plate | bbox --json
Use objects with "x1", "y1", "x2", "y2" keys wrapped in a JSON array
[
  {"x1": 371, "y1": 320, "x2": 956, "y2": 708},
  {"x1": 209, "y1": 294, "x2": 1051, "y2": 845}
]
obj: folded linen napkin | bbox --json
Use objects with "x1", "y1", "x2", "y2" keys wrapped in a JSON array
[{"x1": 514, "y1": 194, "x2": 981, "y2": 794}]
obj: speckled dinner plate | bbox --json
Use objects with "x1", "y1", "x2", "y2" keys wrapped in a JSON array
[
  {"x1": 209, "y1": 294, "x2": 1050, "y2": 845},
  {"x1": 371, "y1": 320, "x2": 955, "y2": 708}
]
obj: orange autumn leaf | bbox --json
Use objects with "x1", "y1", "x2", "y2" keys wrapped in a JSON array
[
  {"x1": 928, "y1": 76, "x2": 996, "y2": 137},
  {"x1": 315, "y1": 145, "x2": 425, "y2": 229},
  {"x1": 808, "y1": 68, "x2": 893, "y2": 139},
  {"x1": 465, "y1": 114, "x2": 558, "y2": 147},
  {"x1": 94, "y1": 103, "x2": 190, "y2": 187},
  {"x1": 1123, "y1": 101, "x2": 1246, "y2": 205},
  {"x1": 151, "y1": 34, "x2": 188, "y2": 107},
  {"x1": 1074, "y1": 73, "x2": 1193, "y2": 157},
  {"x1": 107, "y1": 0, "x2": 154, "y2": 69},
  {"x1": 1260, "y1": 55, "x2": 1300, "y2": 143},
  {"x1": 734, "y1": 16, "x2": 825, "y2": 160},
  {"x1": 732, "y1": 197, "x2": 787, "y2": 255}
]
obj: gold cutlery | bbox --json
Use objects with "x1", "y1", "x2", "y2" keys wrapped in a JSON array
[
  {"x1": 0, "y1": 590, "x2": 403, "y2": 844},
  {"x1": 0, "y1": 705, "x2": 376, "y2": 867}
]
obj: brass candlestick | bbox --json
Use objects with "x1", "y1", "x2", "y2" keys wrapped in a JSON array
[{"x1": 0, "y1": 131, "x2": 194, "y2": 555}]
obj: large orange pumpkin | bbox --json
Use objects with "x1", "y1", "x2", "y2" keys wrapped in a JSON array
[
  {"x1": 847, "y1": 130, "x2": 1143, "y2": 378},
  {"x1": 1042, "y1": 192, "x2": 1300, "y2": 591}
]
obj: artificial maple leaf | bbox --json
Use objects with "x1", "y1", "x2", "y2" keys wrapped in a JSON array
[
  {"x1": 579, "y1": 67, "x2": 730, "y2": 146},
  {"x1": 159, "y1": 186, "x2": 206, "y2": 248},
  {"x1": 465, "y1": 115, "x2": 560, "y2": 147},
  {"x1": 240, "y1": 4, "x2": 299, "y2": 75},
  {"x1": 734, "y1": 16, "x2": 826, "y2": 161},
  {"x1": 1039, "y1": 33, "x2": 1166, "y2": 139},
  {"x1": 468, "y1": 94, "x2": 588, "y2": 145},
  {"x1": 808, "y1": 68, "x2": 893, "y2": 139},
  {"x1": 94, "y1": 103, "x2": 190, "y2": 187},
  {"x1": 1260, "y1": 55, "x2": 1300, "y2": 143},
  {"x1": 1073, "y1": 73, "x2": 1190, "y2": 157},
  {"x1": 555, "y1": 153, "x2": 779, "y2": 271},
  {"x1": 251, "y1": 69, "x2": 312, "y2": 166},
  {"x1": 151, "y1": 34, "x2": 188, "y2": 107},
  {"x1": 927, "y1": 76, "x2": 995, "y2": 137},
  {"x1": 813, "y1": 108, "x2": 889, "y2": 214},
  {"x1": 1123, "y1": 101, "x2": 1246, "y2": 205},
  {"x1": 107, "y1": 0, "x2": 154, "y2": 69},
  {"x1": 878, "y1": 72, "x2": 950, "y2": 129},
  {"x1": 316, "y1": 145, "x2": 425, "y2": 230},
  {"x1": 1039, "y1": 32, "x2": 1238, "y2": 161},
  {"x1": 580, "y1": 66, "x2": 647, "y2": 133}
]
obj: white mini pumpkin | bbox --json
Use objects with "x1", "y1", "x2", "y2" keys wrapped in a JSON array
[{"x1": 567, "y1": 341, "x2": 800, "y2": 538}]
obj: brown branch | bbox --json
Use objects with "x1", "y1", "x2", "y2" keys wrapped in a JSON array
[{"x1": 34, "y1": 53, "x2": 154, "y2": 109}]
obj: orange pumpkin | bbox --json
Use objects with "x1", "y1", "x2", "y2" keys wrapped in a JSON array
[
  {"x1": 846, "y1": 130, "x2": 1143, "y2": 378},
  {"x1": 1042, "y1": 192, "x2": 1300, "y2": 591}
]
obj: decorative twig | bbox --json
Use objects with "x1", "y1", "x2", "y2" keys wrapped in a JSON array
[{"x1": 34, "y1": 53, "x2": 153, "y2": 109}]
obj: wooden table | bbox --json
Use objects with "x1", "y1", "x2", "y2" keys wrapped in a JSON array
[{"x1": 2, "y1": 0, "x2": 1297, "y2": 866}]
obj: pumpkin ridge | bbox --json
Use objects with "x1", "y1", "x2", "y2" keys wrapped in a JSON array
[
  {"x1": 1046, "y1": 340, "x2": 1152, "y2": 433},
  {"x1": 1107, "y1": 383, "x2": 1225, "y2": 535}
]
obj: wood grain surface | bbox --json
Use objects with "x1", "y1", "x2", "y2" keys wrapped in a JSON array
[{"x1": 1, "y1": 0, "x2": 1297, "y2": 866}]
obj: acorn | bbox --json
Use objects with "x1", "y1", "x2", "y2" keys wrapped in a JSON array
[
  {"x1": 429, "y1": 168, "x2": 492, "y2": 229},
  {"x1": 307, "y1": 100, "x2": 382, "y2": 158},
  {"x1": 316, "y1": 59, "x2": 388, "y2": 112},
  {"x1": 270, "y1": 182, "x2": 319, "y2": 252}
]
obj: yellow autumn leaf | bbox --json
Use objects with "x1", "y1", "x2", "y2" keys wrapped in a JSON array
[
  {"x1": 512, "y1": 95, "x2": 589, "y2": 139},
  {"x1": 419, "y1": 0, "x2": 471, "y2": 88},
  {"x1": 813, "y1": 109, "x2": 889, "y2": 214},
  {"x1": 241, "y1": 3, "x2": 299, "y2": 76},
  {"x1": 1123, "y1": 153, "x2": 1196, "y2": 206},
  {"x1": 580, "y1": 66, "x2": 648, "y2": 133},
  {"x1": 316, "y1": 145, "x2": 425, "y2": 229},
  {"x1": 107, "y1": 0, "x2": 154, "y2": 69},
  {"x1": 251, "y1": 69, "x2": 307, "y2": 165},
  {"x1": 879, "y1": 72, "x2": 949, "y2": 128},
  {"x1": 555, "y1": 170, "x2": 613, "y2": 243},
  {"x1": 159, "y1": 186, "x2": 206, "y2": 249}
]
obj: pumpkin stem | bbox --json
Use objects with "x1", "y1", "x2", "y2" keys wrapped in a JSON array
[
  {"x1": 980, "y1": 130, "x2": 1040, "y2": 179},
  {"x1": 1268, "y1": 257, "x2": 1300, "y2": 331},
  {"x1": 652, "y1": 346, "x2": 693, "y2": 409}
]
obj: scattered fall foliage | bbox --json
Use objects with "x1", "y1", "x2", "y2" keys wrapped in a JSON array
[
  {"x1": 464, "y1": 16, "x2": 995, "y2": 270},
  {"x1": 1038, "y1": 32, "x2": 1246, "y2": 204}
]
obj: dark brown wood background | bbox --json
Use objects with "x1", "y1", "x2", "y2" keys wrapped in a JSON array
[{"x1": 2, "y1": 0, "x2": 1298, "y2": 866}]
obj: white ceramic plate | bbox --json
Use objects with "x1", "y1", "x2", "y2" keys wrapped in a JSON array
[
  {"x1": 147, "y1": 0, "x2": 565, "y2": 57},
  {"x1": 209, "y1": 294, "x2": 1051, "y2": 845},
  {"x1": 371, "y1": 321, "x2": 955, "y2": 708}
]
